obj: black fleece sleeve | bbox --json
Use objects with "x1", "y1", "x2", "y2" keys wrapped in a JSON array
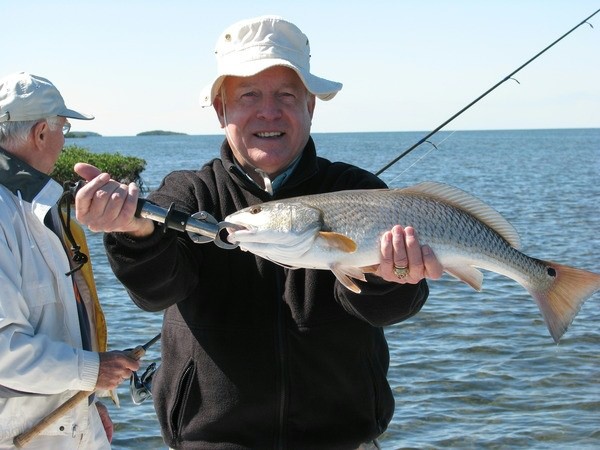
[
  {"x1": 103, "y1": 169, "x2": 217, "y2": 312},
  {"x1": 335, "y1": 275, "x2": 429, "y2": 327},
  {"x1": 104, "y1": 227, "x2": 202, "y2": 312}
]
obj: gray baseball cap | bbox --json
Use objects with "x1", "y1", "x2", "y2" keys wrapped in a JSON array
[{"x1": 0, "y1": 72, "x2": 94, "y2": 123}]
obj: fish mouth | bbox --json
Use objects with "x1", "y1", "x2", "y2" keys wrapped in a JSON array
[
  {"x1": 224, "y1": 223, "x2": 250, "y2": 233},
  {"x1": 224, "y1": 223, "x2": 252, "y2": 244}
]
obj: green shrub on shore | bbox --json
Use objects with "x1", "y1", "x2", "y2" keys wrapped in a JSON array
[{"x1": 52, "y1": 145, "x2": 147, "y2": 191}]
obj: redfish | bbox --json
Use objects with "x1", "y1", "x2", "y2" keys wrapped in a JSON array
[{"x1": 225, "y1": 182, "x2": 600, "y2": 342}]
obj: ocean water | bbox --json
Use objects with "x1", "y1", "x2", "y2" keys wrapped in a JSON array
[{"x1": 68, "y1": 129, "x2": 600, "y2": 449}]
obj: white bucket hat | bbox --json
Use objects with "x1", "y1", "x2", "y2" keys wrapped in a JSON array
[
  {"x1": 0, "y1": 72, "x2": 93, "y2": 123},
  {"x1": 199, "y1": 15, "x2": 343, "y2": 107}
]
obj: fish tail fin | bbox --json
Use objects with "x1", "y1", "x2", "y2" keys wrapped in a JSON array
[{"x1": 529, "y1": 261, "x2": 600, "y2": 343}]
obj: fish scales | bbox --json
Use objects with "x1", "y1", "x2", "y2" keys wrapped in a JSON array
[{"x1": 300, "y1": 190, "x2": 525, "y2": 273}]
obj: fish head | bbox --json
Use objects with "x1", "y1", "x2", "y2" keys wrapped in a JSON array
[{"x1": 224, "y1": 201, "x2": 323, "y2": 261}]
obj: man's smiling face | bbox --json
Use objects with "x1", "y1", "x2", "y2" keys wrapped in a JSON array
[{"x1": 214, "y1": 66, "x2": 316, "y2": 184}]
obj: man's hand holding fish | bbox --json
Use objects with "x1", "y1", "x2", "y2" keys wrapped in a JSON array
[{"x1": 378, "y1": 225, "x2": 444, "y2": 284}]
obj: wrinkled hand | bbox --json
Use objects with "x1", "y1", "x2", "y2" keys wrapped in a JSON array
[
  {"x1": 95, "y1": 401, "x2": 114, "y2": 443},
  {"x1": 74, "y1": 163, "x2": 154, "y2": 237},
  {"x1": 96, "y1": 351, "x2": 140, "y2": 391},
  {"x1": 377, "y1": 225, "x2": 443, "y2": 284}
]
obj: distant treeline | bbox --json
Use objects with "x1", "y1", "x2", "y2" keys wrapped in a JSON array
[
  {"x1": 65, "y1": 131, "x2": 101, "y2": 138},
  {"x1": 137, "y1": 130, "x2": 187, "y2": 136}
]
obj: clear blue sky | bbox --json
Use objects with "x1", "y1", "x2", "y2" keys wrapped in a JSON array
[{"x1": 3, "y1": 1, "x2": 599, "y2": 136}]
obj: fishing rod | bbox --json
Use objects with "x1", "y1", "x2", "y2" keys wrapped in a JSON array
[
  {"x1": 375, "y1": 8, "x2": 600, "y2": 176},
  {"x1": 13, "y1": 333, "x2": 162, "y2": 448}
]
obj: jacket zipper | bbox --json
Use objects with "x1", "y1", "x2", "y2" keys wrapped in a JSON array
[{"x1": 171, "y1": 361, "x2": 195, "y2": 443}]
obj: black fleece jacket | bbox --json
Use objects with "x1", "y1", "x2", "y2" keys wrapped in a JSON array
[{"x1": 104, "y1": 138, "x2": 429, "y2": 449}]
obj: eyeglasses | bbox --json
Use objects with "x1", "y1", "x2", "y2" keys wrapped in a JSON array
[{"x1": 62, "y1": 120, "x2": 71, "y2": 136}]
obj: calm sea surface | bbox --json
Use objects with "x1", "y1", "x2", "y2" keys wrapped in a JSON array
[{"x1": 68, "y1": 129, "x2": 599, "y2": 449}]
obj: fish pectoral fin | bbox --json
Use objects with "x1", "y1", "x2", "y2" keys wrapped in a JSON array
[
  {"x1": 318, "y1": 232, "x2": 357, "y2": 253},
  {"x1": 331, "y1": 264, "x2": 366, "y2": 293},
  {"x1": 444, "y1": 265, "x2": 484, "y2": 291},
  {"x1": 360, "y1": 264, "x2": 379, "y2": 274}
]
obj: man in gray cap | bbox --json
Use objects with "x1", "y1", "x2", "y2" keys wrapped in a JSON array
[
  {"x1": 0, "y1": 72, "x2": 139, "y2": 449},
  {"x1": 75, "y1": 16, "x2": 442, "y2": 449}
]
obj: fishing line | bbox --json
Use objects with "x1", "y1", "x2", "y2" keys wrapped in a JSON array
[
  {"x1": 375, "y1": 8, "x2": 600, "y2": 176},
  {"x1": 387, "y1": 131, "x2": 457, "y2": 186}
]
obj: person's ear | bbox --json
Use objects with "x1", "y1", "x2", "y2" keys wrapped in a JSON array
[
  {"x1": 307, "y1": 93, "x2": 316, "y2": 119},
  {"x1": 32, "y1": 120, "x2": 49, "y2": 149},
  {"x1": 213, "y1": 96, "x2": 226, "y2": 128}
]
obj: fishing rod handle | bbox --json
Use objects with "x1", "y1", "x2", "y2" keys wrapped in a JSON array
[
  {"x1": 127, "y1": 344, "x2": 147, "y2": 361},
  {"x1": 13, "y1": 390, "x2": 92, "y2": 448},
  {"x1": 13, "y1": 346, "x2": 149, "y2": 448}
]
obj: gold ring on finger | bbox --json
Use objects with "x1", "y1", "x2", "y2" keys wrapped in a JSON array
[{"x1": 393, "y1": 265, "x2": 409, "y2": 279}]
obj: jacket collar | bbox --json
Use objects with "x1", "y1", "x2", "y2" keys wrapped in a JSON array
[
  {"x1": 0, "y1": 146, "x2": 63, "y2": 218},
  {"x1": 219, "y1": 137, "x2": 319, "y2": 196}
]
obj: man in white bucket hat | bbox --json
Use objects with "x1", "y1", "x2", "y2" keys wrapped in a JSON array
[
  {"x1": 0, "y1": 72, "x2": 140, "y2": 449},
  {"x1": 201, "y1": 15, "x2": 344, "y2": 192},
  {"x1": 75, "y1": 16, "x2": 442, "y2": 449}
]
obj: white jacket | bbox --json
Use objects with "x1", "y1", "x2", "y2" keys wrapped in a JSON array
[{"x1": 0, "y1": 151, "x2": 108, "y2": 449}]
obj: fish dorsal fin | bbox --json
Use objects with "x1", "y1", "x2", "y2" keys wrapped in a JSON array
[
  {"x1": 318, "y1": 232, "x2": 358, "y2": 253},
  {"x1": 398, "y1": 182, "x2": 521, "y2": 249}
]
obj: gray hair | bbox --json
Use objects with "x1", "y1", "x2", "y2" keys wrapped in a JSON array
[{"x1": 0, "y1": 116, "x2": 62, "y2": 149}]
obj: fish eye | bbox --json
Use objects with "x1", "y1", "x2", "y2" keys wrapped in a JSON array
[{"x1": 250, "y1": 206, "x2": 262, "y2": 214}]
